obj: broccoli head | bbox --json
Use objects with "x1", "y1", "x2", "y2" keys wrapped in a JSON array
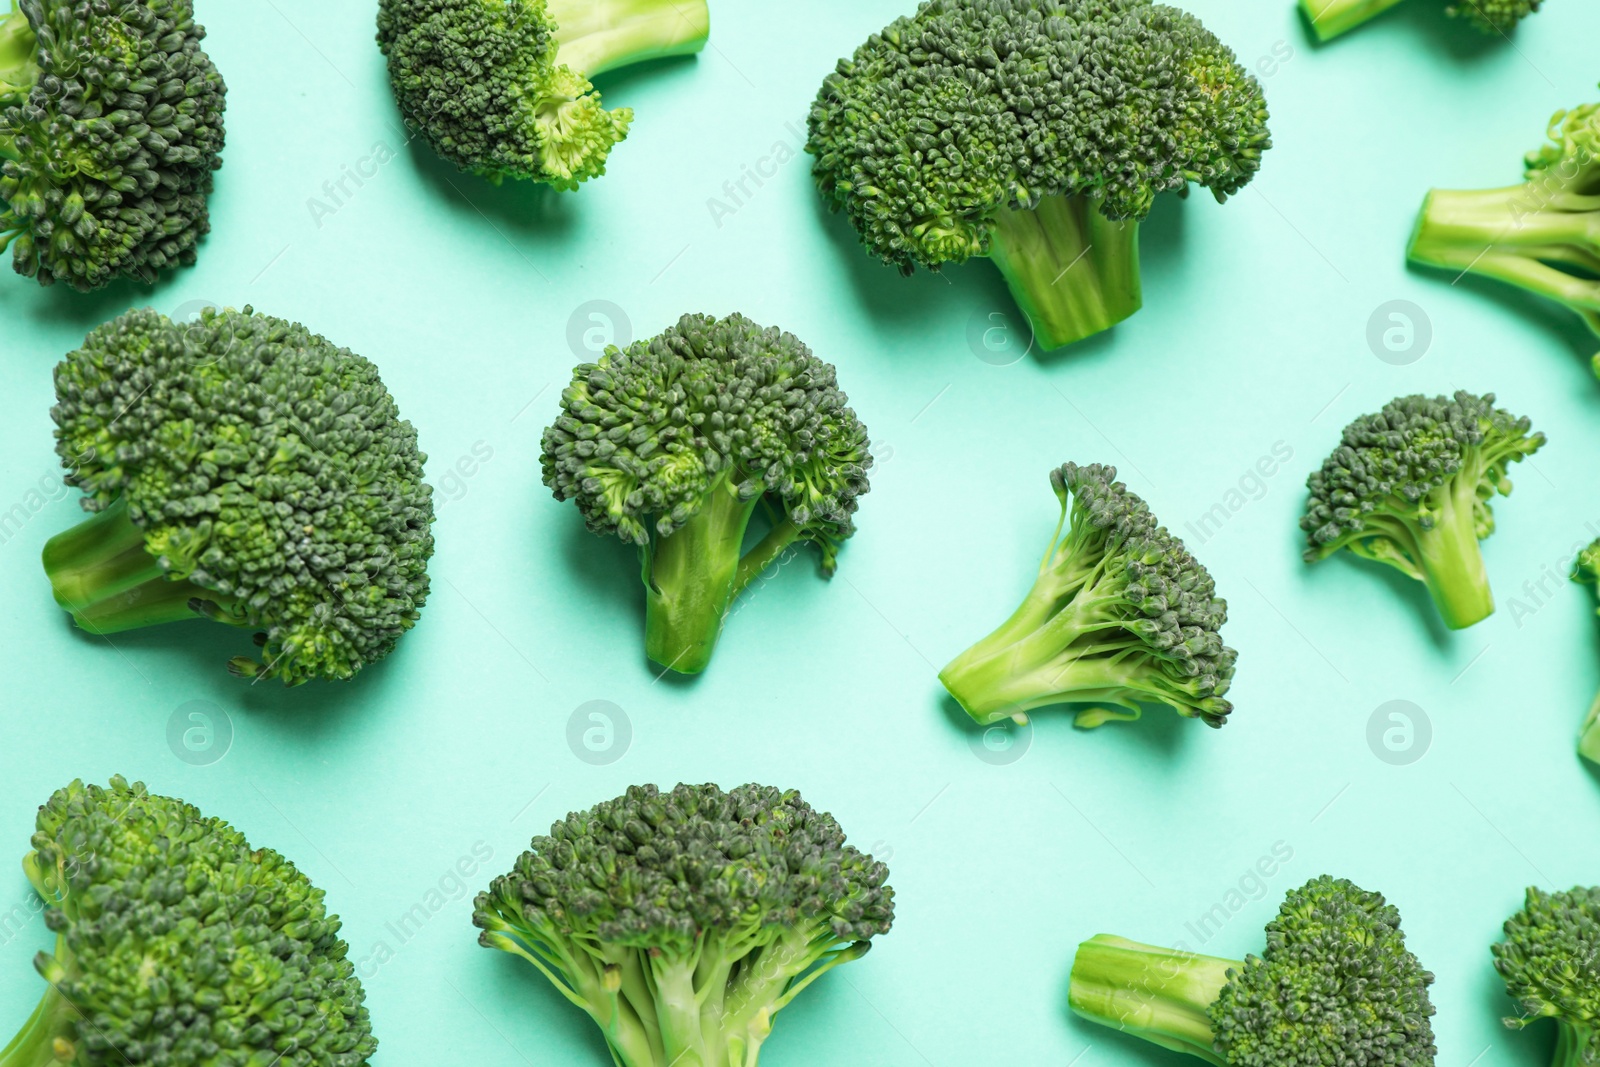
[
  {"x1": 541, "y1": 312, "x2": 872, "y2": 674},
  {"x1": 43, "y1": 306, "x2": 435, "y2": 685},
  {"x1": 1070, "y1": 874, "x2": 1437, "y2": 1066},
  {"x1": 1409, "y1": 95, "x2": 1600, "y2": 368},
  {"x1": 1301, "y1": 391, "x2": 1544, "y2": 630},
  {"x1": 806, "y1": 0, "x2": 1270, "y2": 351},
  {"x1": 474, "y1": 782, "x2": 894, "y2": 1067},
  {"x1": 0, "y1": 0, "x2": 226, "y2": 291},
  {"x1": 1300, "y1": 0, "x2": 1542, "y2": 41},
  {"x1": 376, "y1": 0, "x2": 709, "y2": 189},
  {"x1": 1495, "y1": 886, "x2": 1600, "y2": 1067},
  {"x1": 2, "y1": 776, "x2": 375, "y2": 1066},
  {"x1": 939, "y1": 462, "x2": 1236, "y2": 731}
]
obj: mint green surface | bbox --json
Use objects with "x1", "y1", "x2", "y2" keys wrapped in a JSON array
[{"x1": 0, "y1": 1, "x2": 1597, "y2": 1064}]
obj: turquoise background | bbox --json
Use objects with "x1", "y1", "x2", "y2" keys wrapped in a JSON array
[{"x1": 1, "y1": 0, "x2": 1599, "y2": 1063}]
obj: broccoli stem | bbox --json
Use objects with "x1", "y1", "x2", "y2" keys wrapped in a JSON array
[
  {"x1": 0, "y1": 939, "x2": 78, "y2": 1067},
  {"x1": 1068, "y1": 935, "x2": 1236, "y2": 1066},
  {"x1": 41, "y1": 498, "x2": 221, "y2": 634},
  {"x1": 643, "y1": 486, "x2": 762, "y2": 674},
  {"x1": 1578, "y1": 689, "x2": 1600, "y2": 765},
  {"x1": 1408, "y1": 186, "x2": 1600, "y2": 339},
  {"x1": 986, "y1": 193, "x2": 1142, "y2": 351},
  {"x1": 0, "y1": 5, "x2": 37, "y2": 113},
  {"x1": 1297, "y1": 0, "x2": 1409, "y2": 39},
  {"x1": 1553, "y1": 1020, "x2": 1599, "y2": 1067},
  {"x1": 551, "y1": 0, "x2": 711, "y2": 78},
  {"x1": 1411, "y1": 483, "x2": 1495, "y2": 629}
]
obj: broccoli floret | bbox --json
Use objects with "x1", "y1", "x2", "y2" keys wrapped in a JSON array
[
  {"x1": 1495, "y1": 886, "x2": 1600, "y2": 1066},
  {"x1": 1300, "y1": 0, "x2": 1541, "y2": 41},
  {"x1": 1070, "y1": 875, "x2": 1437, "y2": 1066},
  {"x1": 42, "y1": 306, "x2": 435, "y2": 685},
  {"x1": 1409, "y1": 97, "x2": 1600, "y2": 365},
  {"x1": 1301, "y1": 391, "x2": 1544, "y2": 630},
  {"x1": 0, "y1": 0, "x2": 226, "y2": 291},
  {"x1": 939, "y1": 462, "x2": 1236, "y2": 730},
  {"x1": 1, "y1": 776, "x2": 375, "y2": 1066},
  {"x1": 806, "y1": 0, "x2": 1270, "y2": 351},
  {"x1": 540, "y1": 312, "x2": 872, "y2": 674},
  {"x1": 376, "y1": 0, "x2": 709, "y2": 189},
  {"x1": 473, "y1": 783, "x2": 894, "y2": 1067}
]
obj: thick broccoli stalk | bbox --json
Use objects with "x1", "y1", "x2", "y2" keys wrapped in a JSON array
[
  {"x1": 43, "y1": 306, "x2": 435, "y2": 685},
  {"x1": 0, "y1": 0, "x2": 227, "y2": 291},
  {"x1": 541, "y1": 313, "x2": 872, "y2": 674},
  {"x1": 1409, "y1": 100, "x2": 1600, "y2": 365},
  {"x1": 939, "y1": 462, "x2": 1236, "y2": 730},
  {"x1": 1070, "y1": 875, "x2": 1438, "y2": 1066},
  {"x1": 1300, "y1": 0, "x2": 1540, "y2": 38},
  {"x1": 1302, "y1": 391, "x2": 1543, "y2": 630},
  {"x1": 473, "y1": 783, "x2": 894, "y2": 1067},
  {"x1": 1570, "y1": 545, "x2": 1600, "y2": 763},
  {"x1": 0, "y1": 776, "x2": 376, "y2": 1067},
  {"x1": 1495, "y1": 886, "x2": 1600, "y2": 1067},
  {"x1": 806, "y1": 0, "x2": 1270, "y2": 351},
  {"x1": 376, "y1": 0, "x2": 709, "y2": 189}
]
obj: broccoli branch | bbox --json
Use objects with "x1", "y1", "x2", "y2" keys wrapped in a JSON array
[
  {"x1": 551, "y1": 0, "x2": 711, "y2": 78},
  {"x1": 0, "y1": 5, "x2": 35, "y2": 110},
  {"x1": 0, "y1": 960, "x2": 77, "y2": 1067},
  {"x1": 41, "y1": 498, "x2": 241, "y2": 635},
  {"x1": 987, "y1": 193, "x2": 1142, "y2": 351},
  {"x1": 1068, "y1": 936, "x2": 1235, "y2": 1065},
  {"x1": 1409, "y1": 185, "x2": 1600, "y2": 359},
  {"x1": 1298, "y1": 0, "x2": 1409, "y2": 40}
]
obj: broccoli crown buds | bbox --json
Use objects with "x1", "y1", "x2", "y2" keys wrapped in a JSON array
[
  {"x1": 0, "y1": 0, "x2": 226, "y2": 290},
  {"x1": 48, "y1": 306, "x2": 435, "y2": 684},
  {"x1": 541, "y1": 311, "x2": 872, "y2": 564},
  {"x1": 1494, "y1": 886, "x2": 1600, "y2": 1062},
  {"x1": 1210, "y1": 875, "x2": 1438, "y2": 1065},
  {"x1": 17, "y1": 776, "x2": 375, "y2": 1066},
  {"x1": 806, "y1": 0, "x2": 1270, "y2": 273}
]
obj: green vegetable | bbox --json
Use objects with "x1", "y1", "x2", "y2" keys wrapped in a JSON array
[
  {"x1": 939, "y1": 462, "x2": 1236, "y2": 730},
  {"x1": 473, "y1": 782, "x2": 894, "y2": 1067},
  {"x1": 806, "y1": 0, "x2": 1270, "y2": 350},
  {"x1": 376, "y1": 0, "x2": 709, "y2": 189},
  {"x1": 0, "y1": 776, "x2": 375, "y2": 1067},
  {"x1": 43, "y1": 306, "x2": 435, "y2": 684},
  {"x1": 1070, "y1": 875, "x2": 1437, "y2": 1066},
  {"x1": 1301, "y1": 391, "x2": 1544, "y2": 630},
  {"x1": 1409, "y1": 96, "x2": 1600, "y2": 366},
  {"x1": 1495, "y1": 886, "x2": 1600, "y2": 1067},
  {"x1": 1300, "y1": 0, "x2": 1542, "y2": 41},
  {"x1": 0, "y1": 0, "x2": 227, "y2": 290},
  {"x1": 1570, "y1": 548, "x2": 1600, "y2": 763},
  {"x1": 540, "y1": 312, "x2": 872, "y2": 674}
]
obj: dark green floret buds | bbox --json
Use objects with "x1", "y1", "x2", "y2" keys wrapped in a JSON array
[
  {"x1": 1494, "y1": 886, "x2": 1600, "y2": 1067},
  {"x1": 0, "y1": 776, "x2": 376, "y2": 1067},
  {"x1": 1409, "y1": 95, "x2": 1600, "y2": 366},
  {"x1": 376, "y1": 0, "x2": 710, "y2": 189},
  {"x1": 43, "y1": 306, "x2": 435, "y2": 685},
  {"x1": 473, "y1": 782, "x2": 894, "y2": 1067},
  {"x1": 1301, "y1": 391, "x2": 1543, "y2": 630},
  {"x1": 806, "y1": 0, "x2": 1270, "y2": 351},
  {"x1": 940, "y1": 462, "x2": 1236, "y2": 730},
  {"x1": 1070, "y1": 875, "x2": 1437, "y2": 1066},
  {"x1": 541, "y1": 312, "x2": 872, "y2": 674},
  {"x1": 0, "y1": 0, "x2": 227, "y2": 290},
  {"x1": 1300, "y1": 0, "x2": 1542, "y2": 41}
]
